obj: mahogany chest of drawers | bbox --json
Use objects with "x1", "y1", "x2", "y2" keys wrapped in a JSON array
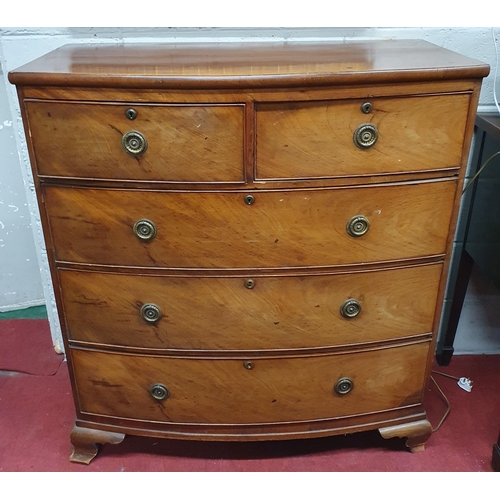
[{"x1": 9, "y1": 40, "x2": 489, "y2": 464}]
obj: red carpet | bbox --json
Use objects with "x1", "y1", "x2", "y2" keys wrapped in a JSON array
[
  {"x1": 0, "y1": 319, "x2": 63, "y2": 376},
  {"x1": 0, "y1": 319, "x2": 499, "y2": 471}
]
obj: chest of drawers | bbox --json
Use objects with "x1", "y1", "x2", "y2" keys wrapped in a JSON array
[{"x1": 9, "y1": 40, "x2": 489, "y2": 464}]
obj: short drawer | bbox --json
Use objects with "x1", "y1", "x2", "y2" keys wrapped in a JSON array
[
  {"x1": 25, "y1": 100, "x2": 245, "y2": 182},
  {"x1": 60, "y1": 264, "x2": 442, "y2": 351},
  {"x1": 256, "y1": 94, "x2": 470, "y2": 179},
  {"x1": 44, "y1": 180, "x2": 456, "y2": 268},
  {"x1": 72, "y1": 342, "x2": 429, "y2": 424}
]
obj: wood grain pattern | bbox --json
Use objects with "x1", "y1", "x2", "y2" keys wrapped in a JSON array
[
  {"x1": 44, "y1": 181, "x2": 456, "y2": 269},
  {"x1": 256, "y1": 94, "x2": 469, "y2": 179},
  {"x1": 9, "y1": 40, "x2": 488, "y2": 458},
  {"x1": 73, "y1": 410, "x2": 427, "y2": 442},
  {"x1": 69, "y1": 425, "x2": 125, "y2": 464},
  {"x1": 20, "y1": 79, "x2": 478, "y2": 104},
  {"x1": 379, "y1": 419, "x2": 433, "y2": 453},
  {"x1": 26, "y1": 100, "x2": 245, "y2": 182},
  {"x1": 8, "y1": 40, "x2": 489, "y2": 89},
  {"x1": 71, "y1": 341, "x2": 429, "y2": 424},
  {"x1": 59, "y1": 264, "x2": 442, "y2": 351}
]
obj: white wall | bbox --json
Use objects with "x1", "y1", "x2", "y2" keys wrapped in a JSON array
[
  {"x1": 0, "y1": 43, "x2": 44, "y2": 311},
  {"x1": 1, "y1": 27, "x2": 499, "y2": 353}
]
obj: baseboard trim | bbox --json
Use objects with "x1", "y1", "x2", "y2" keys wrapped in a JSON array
[
  {"x1": 0, "y1": 299, "x2": 46, "y2": 313},
  {"x1": 477, "y1": 105, "x2": 500, "y2": 114},
  {"x1": 453, "y1": 350, "x2": 500, "y2": 356}
]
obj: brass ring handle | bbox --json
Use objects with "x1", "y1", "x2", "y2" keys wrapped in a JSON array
[
  {"x1": 150, "y1": 383, "x2": 169, "y2": 401},
  {"x1": 133, "y1": 219, "x2": 157, "y2": 241},
  {"x1": 334, "y1": 378, "x2": 354, "y2": 395},
  {"x1": 122, "y1": 130, "x2": 148, "y2": 156},
  {"x1": 340, "y1": 299, "x2": 362, "y2": 319},
  {"x1": 353, "y1": 123, "x2": 378, "y2": 149},
  {"x1": 346, "y1": 215, "x2": 370, "y2": 237},
  {"x1": 140, "y1": 303, "x2": 162, "y2": 323}
]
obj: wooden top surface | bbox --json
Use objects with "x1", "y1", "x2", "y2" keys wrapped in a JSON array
[{"x1": 9, "y1": 39, "x2": 490, "y2": 89}]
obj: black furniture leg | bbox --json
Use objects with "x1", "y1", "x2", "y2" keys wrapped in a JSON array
[
  {"x1": 493, "y1": 431, "x2": 500, "y2": 472},
  {"x1": 436, "y1": 249, "x2": 474, "y2": 366}
]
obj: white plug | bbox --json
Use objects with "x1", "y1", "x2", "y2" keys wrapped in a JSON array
[{"x1": 457, "y1": 377, "x2": 473, "y2": 392}]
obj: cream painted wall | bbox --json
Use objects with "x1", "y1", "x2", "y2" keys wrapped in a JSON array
[
  {"x1": 0, "y1": 27, "x2": 499, "y2": 354},
  {"x1": 0, "y1": 43, "x2": 44, "y2": 311}
]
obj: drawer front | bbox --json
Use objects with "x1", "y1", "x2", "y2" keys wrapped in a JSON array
[
  {"x1": 72, "y1": 342, "x2": 428, "y2": 424},
  {"x1": 61, "y1": 264, "x2": 442, "y2": 350},
  {"x1": 256, "y1": 94, "x2": 470, "y2": 179},
  {"x1": 45, "y1": 181, "x2": 456, "y2": 268},
  {"x1": 26, "y1": 101, "x2": 245, "y2": 182}
]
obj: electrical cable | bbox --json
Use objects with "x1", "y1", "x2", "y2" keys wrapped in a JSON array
[
  {"x1": 429, "y1": 375, "x2": 451, "y2": 433},
  {"x1": 427, "y1": 33, "x2": 500, "y2": 431},
  {"x1": 431, "y1": 370, "x2": 460, "y2": 381},
  {"x1": 492, "y1": 28, "x2": 500, "y2": 115},
  {"x1": 462, "y1": 150, "x2": 500, "y2": 193},
  {"x1": 460, "y1": 31, "x2": 500, "y2": 193}
]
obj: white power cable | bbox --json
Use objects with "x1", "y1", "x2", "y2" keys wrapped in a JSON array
[{"x1": 493, "y1": 28, "x2": 500, "y2": 114}]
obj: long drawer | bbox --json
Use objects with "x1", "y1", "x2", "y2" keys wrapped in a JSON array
[
  {"x1": 72, "y1": 341, "x2": 429, "y2": 424},
  {"x1": 60, "y1": 264, "x2": 442, "y2": 350},
  {"x1": 44, "y1": 181, "x2": 456, "y2": 268},
  {"x1": 256, "y1": 93, "x2": 470, "y2": 179},
  {"x1": 26, "y1": 101, "x2": 245, "y2": 182}
]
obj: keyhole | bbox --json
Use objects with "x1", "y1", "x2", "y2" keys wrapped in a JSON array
[{"x1": 126, "y1": 108, "x2": 137, "y2": 120}]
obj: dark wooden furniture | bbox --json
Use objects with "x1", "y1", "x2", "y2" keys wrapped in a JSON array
[
  {"x1": 9, "y1": 41, "x2": 489, "y2": 463},
  {"x1": 436, "y1": 113, "x2": 500, "y2": 366},
  {"x1": 494, "y1": 431, "x2": 500, "y2": 472},
  {"x1": 434, "y1": 113, "x2": 500, "y2": 472}
]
